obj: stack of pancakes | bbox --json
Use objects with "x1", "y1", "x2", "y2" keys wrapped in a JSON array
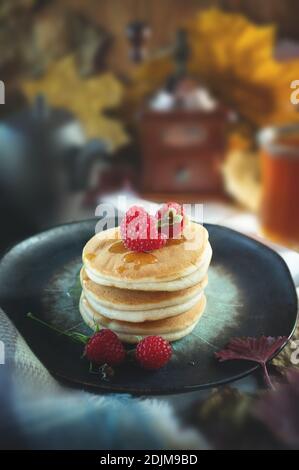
[{"x1": 79, "y1": 222, "x2": 212, "y2": 343}]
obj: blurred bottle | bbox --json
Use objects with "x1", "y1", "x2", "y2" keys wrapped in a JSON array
[
  {"x1": 139, "y1": 29, "x2": 229, "y2": 194},
  {"x1": 259, "y1": 124, "x2": 299, "y2": 249},
  {"x1": 126, "y1": 21, "x2": 151, "y2": 63}
]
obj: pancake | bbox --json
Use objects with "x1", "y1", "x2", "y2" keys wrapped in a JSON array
[
  {"x1": 82, "y1": 222, "x2": 211, "y2": 291},
  {"x1": 81, "y1": 267, "x2": 207, "y2": 308},
  {"x1": 79, "y1": 293, "x2": 206, "y2": 343},
  {"x1": 84, "y1": 288, "x2": 203, "y2": 322},
  {"x1": 84, "y1": 242, "x2": 212, "y2": 291},
  {"x1": 81, "y1": 268, "x2": 207, "y2": 321}
]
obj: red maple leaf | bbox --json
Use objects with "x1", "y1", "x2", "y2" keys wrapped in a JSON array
[{"x1": 215, "y1": 336, "x2": 288, "y2": 389}]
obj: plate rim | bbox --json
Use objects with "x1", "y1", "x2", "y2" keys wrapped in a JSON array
[{"x1": 0, "y1": 218, "x2": 297, "y2": 395}]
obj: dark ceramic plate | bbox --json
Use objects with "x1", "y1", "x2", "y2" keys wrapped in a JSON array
[{"x1": 0, "y1": 219, "x2": 297, "y2": 394}]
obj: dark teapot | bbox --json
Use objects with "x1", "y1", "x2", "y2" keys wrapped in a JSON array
[{"x1": 0, "y1": 95, "x2": 108, "y2": 249}]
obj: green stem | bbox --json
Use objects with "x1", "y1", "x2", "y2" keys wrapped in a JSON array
[{"x1": 27, "y1": 312, "x2": 89, "y2": 345}]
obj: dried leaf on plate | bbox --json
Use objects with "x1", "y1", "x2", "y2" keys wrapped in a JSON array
[
  {"x1": 215, "y1": 336, "x2": 288, "y2": 389},
  {"x1": 216, "y1": 336, "x2": 287, "y2": 364}
]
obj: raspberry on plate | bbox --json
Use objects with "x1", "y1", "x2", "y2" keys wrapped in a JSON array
[
  {"x1": 120, "y1": 206, "x2": 167, "y2": 252},
  {"x1": 84, "y1": 329, "x2": 126, "y2": 366},
  {"x1": 156, "y1": 202, "x2": 185, "y2": 239},
  {"x1": 135, "y1": 335, "x2": 172, "y2": 370}
]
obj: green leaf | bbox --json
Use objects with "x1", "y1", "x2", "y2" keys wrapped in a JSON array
[{"x1": 27, "y1": 312, "x2": 89, "y2": 345}]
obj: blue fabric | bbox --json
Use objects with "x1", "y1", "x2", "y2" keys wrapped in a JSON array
[{"x1": 0, "y1": 309, "x2": 203, "y2": 450}]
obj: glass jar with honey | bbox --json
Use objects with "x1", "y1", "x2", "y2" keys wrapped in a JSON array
[{"x1": 259, "y1": 124, "x2": 299, "y2": 249}]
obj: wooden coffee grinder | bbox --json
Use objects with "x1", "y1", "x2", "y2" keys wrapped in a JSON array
[{"x1": 139, "y1": 29, "x2": 228, "y2": 195}]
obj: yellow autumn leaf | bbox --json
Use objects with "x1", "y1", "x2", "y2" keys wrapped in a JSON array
[
  {"x1": 22, "y1": 55, "x2": 129, "y2": 150},
  {"x1": 123, "y1": 8, "x2": 299, "y2": 128}
]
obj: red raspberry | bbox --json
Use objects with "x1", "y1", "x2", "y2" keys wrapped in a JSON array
[
  {"x1": 135, "y1": 336, "x2": 172, "y2": 370},
  {"x1": 120, "y1": 206, "x2": 167, "y2": 252},
  {"x1": 156, "y1": 202, "x2": 185, "y2": 239},
  {"x1": 84, "y1": 329, "x2": 125, "y2": 366}
]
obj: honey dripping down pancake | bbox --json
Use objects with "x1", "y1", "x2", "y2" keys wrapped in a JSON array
[
  {"x1": 79, "y1": 216, "x2": 212, "y2": 343},
  {"x1": 82, "y1": 222, "x2": 212, "y2": 291}
]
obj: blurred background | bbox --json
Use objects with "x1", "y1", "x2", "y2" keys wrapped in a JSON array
[{"x1": 1, "y1": 0, "x2": 299, "y2": 253}]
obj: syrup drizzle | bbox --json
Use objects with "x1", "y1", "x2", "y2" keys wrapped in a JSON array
[
  {"x1": 108, "y1": 240, "x2": 128, "y2": 254},
  {"x1": 122, "y1": 252, "x2": 158, "y2": 270},
  {"x1": 86, "y1": 253, "x2": 96, "y2": 261},
  {"x1": 166, "y1": 237, "x2": 185, "y2": 246}
]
